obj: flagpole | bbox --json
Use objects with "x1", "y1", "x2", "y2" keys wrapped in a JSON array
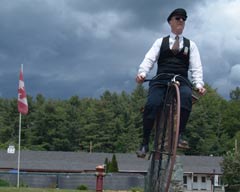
[
  {"x1": 17, "y1": 112, "x2": 22, "y2": 188},
  {"x1": 17, "y1": 64, "x2": 28, "y2": 188}
]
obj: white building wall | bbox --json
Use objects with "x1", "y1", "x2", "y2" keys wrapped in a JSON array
[
  {"x1": 186, "y1": 175, "x2": 192, "y2": 190},
  {"x1": 184, "y1": 173, "x2": 213, "y2": 191}
]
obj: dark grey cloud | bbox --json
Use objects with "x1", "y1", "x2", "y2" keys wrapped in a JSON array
[{"x1": 0, "y1": 0, "x2": 239, "y2": 99}]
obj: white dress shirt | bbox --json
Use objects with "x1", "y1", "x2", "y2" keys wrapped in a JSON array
[{"x1": 138, "y1": 32, "x2": 204, "y2": 89}]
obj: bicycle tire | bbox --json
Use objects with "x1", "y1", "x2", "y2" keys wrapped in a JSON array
[{"x1": 147, "y1": 83, "x2": 180, "y2": 192}]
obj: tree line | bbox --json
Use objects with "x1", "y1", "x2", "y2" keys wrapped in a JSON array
[{"x1": 0, "y1": 85, "x2": 239, "y2": 156}]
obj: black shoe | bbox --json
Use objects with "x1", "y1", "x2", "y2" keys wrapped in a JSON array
[
  {"x1": 177, "y1": 137, "x2": 190, "y2": 149},
  {"x1": 136, "y1": 144, "x2": 149, "y2": 158}
]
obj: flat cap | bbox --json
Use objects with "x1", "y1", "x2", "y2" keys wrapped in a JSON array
[{"x1": 167, "y1": 8, "x2": 187, "y2": 22}]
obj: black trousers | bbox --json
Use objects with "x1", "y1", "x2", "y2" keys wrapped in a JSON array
[{"x1": 142, "y1": 80, "x2": 192, "y2": 145}]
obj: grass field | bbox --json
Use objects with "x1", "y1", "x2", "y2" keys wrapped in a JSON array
[{"x1": 0, "y1": 187, "x2": 94, "y2": 192}]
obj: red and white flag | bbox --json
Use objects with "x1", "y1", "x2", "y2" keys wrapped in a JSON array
[{"x1": 18, "y1": 64, "x2": 28, "y2": 115}]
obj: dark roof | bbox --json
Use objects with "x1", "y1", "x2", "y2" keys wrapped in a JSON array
[
  {"x1": 0, "y1": 150, "x2": 148, "y2": 173},
  {"x1": 0, "y1": 150, "x2": 222, "y2": 174},
  {"x1": 181, "y1": 155, "x2": 223, "y2": 175}
]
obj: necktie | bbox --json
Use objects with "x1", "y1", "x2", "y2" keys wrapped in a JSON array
[{"x1": 172, "y1": 35, "x2": 179, "y2": 55}]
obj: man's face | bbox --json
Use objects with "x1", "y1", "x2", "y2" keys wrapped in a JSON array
[{"x1": 169, "y1": 15, "x2": 186, "y2": 35}]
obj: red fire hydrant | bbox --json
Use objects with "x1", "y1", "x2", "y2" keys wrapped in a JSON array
[{"x1": 95, "y1": 165, "x2": 105, "y2": 192}]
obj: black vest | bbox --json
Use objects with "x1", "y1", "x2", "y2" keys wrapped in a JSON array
[{"x1": 157, "y1": 35, "x2": 190, "y2": 78}]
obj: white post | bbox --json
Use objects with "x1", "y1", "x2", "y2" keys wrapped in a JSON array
[{"x1": 17, "y1": 113, "x2": 22, "y2": 188}]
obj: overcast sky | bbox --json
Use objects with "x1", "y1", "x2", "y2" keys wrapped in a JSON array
[{"x1": 0, "y1": 0, "x2": 239, "y2": 99}]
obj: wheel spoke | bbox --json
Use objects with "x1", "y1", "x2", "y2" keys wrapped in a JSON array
[{"x1": 145, "y1": 83, "x2": 180, "y2": 192}]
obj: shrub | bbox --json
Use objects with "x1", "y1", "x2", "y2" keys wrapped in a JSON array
[
  {"x1": 0, "y1": 179, "x2": 10, "y2": 187},
  {"x1": 131, "y1": 187, "x2": 143, "y2": 192},
  {"x1": 77, "y1": 184, "x2": 88, "y2": 190}
]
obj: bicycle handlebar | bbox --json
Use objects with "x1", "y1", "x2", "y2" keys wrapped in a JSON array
[
  {"x1": 144, "y1": 73, "x2": 201, "y2": 104},
  {"x1": 144, "y1": 73, "x2": 192, "y2": 88}
]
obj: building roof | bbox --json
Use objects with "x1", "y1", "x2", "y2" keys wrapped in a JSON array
[
  {"x1": 0, "y1": 150, "x2": 222, "y2": 174},
  {"x1": 181, "y1": 155, "x2": 223, "y2": 175}
]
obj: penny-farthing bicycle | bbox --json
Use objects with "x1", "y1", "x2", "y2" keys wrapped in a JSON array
[{"x1": 144, "y1": 73, "x2": 195, "y2": 192}]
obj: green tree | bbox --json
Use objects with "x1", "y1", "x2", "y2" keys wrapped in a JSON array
[
  {"x1": 221, "y1": 143, "x2": 240, "y2": 189},
  {"x1": 108, "y1": 154, "x2": 119, "y2": 172},
  {"x1": 0, "y1": 84, "x2": 240, "y2": 155},
  {"x1": 230, "y1": 86, "x2": 240, "y2": 101},
  {"x1": 104, "y1": 157, "x2": 110, "y2": 173},
  {"x1": 222, "y1": 88, "x2": 240, "y2": 140},
  {"x1": 129, "y1": 85, "x2": 148, "y2": 151},
  {"x1": 186, "y1": 84, "x2": 229, "y2": 155}
]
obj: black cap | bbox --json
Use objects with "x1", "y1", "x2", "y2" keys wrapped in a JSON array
[{"x1": 167, "y1": 8, "x2": 187, "y2": 22}]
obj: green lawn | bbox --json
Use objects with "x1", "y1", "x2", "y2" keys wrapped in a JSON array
[{"x1": 0, "y1": 187, "x2": 92, "y2": 192}]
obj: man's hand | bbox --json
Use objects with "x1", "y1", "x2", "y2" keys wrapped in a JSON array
[
  {"x1": 197, "y1": 87, "x2": 206, "y2": 96},
  {"x1": 136, "y1": 74, "x2": 146, "y2": 84}
]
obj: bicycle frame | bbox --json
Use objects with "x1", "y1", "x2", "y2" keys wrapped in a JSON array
[
  {"x1": 144, "y1": 73, "x2": 201, "y2": 192},
  {"x1": 145, "y1": 73, "x2": 181, "y2": 192}
]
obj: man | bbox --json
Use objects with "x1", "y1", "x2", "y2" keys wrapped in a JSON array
[{"x1": 136, "y1": 8, "x2": 206, "y2": 158}]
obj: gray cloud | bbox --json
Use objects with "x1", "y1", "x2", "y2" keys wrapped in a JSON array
[
  {"x1": 0, "y1": 0, "x2": 239, "y2": 99},
  {"x1": 230, "y1": 64, "x2": 240, "y2": 83}
]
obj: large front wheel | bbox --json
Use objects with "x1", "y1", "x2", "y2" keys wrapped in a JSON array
[{"x1": 146, "y1": 83, "x2": 180, "y2": 192}]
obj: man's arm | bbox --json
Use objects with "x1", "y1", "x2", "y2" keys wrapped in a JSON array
[
  {"x1": 136, "y1": 38, "x2": 163, "y2": 83},
  {"x1": 189, "y1": 41, "x2": 206, "y2": 95}
]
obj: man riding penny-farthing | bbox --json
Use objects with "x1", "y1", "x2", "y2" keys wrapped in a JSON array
[{"x1": 135, "y1": 8, "x2": 206, "y2": 192}]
